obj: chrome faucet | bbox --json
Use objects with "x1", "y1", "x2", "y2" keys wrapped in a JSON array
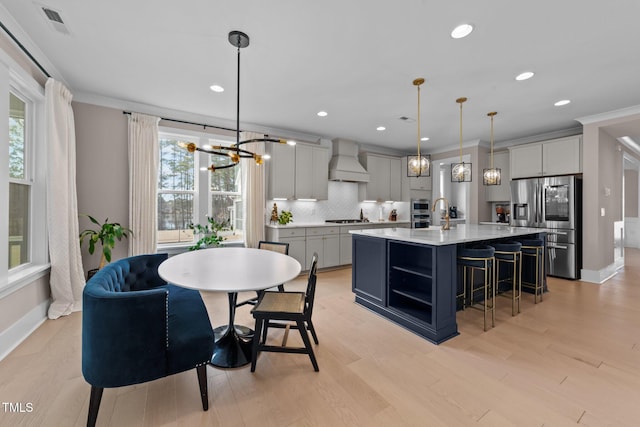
[{"x1": 432, "y1": 197, "x2": 450, "y2": 230}]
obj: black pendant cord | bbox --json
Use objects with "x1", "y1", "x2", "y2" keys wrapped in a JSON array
[{"x1": 0, "y1": 19, "x2": 51, "y2": 78}]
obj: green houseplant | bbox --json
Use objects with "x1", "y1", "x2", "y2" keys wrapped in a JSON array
[
  {"x1": 188, "y1": 216, "x2": 231, "y2": 250},
  {"x1": 278, "y1": 210, "x2": 293, "y2": 225},
  {"x1": 79, "y1": 215, "x2": 133, "y2": 270}
]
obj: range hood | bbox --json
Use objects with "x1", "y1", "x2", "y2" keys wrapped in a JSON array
[{"x1": 328, "y1": 139, "x2": 370, "y2": 182}]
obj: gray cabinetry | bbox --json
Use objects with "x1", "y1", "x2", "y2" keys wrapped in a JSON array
[
  {"x1": 510, "y1": 135, "x2": 582, "y2": 179},
  {"x1": 264, "y1": 227, "x2": 306, "y2": 267},
  {"x1": 267, "y1": 142, "x2": 328, "y2": 200},
  {"x1": 266, "y1": 143, "x2": 296, "y2": 199},
  {"x1": 295, "y1": 144, "x2": 329, "y2": 200},
  {"x1": 358, "y1": 153, "x2": 402, "y2": 202},
  {"x1": 306, "y1": 226, "x2": 339, "y2": 269}
]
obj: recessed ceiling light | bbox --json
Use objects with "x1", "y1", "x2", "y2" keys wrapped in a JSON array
[
  {"x1": 554, "y1": 99, "x2": 571, "y2": 106},
  {"x1": 515, "y1": 71, "x2": 534, "y2": 81},
  {"x1": 317, "y1": 111, "x2": 328, "y2": 117},
  {"x1": 210, "y1": 84, "x2": 224, "y2": 92},
  {"x1": 451, "y1": 24, "x2": 474, "y2": 39},
  {"x1": 377, "y1": 126, "x2": 386, "y2": 131},
  {"x1": 421, "y1": 137, "x2": 430, "y2": 141}
]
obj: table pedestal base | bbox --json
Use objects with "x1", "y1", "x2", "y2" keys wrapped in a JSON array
[{"x1": 210, "y1": 292, "x2": 254, "y2": 368}]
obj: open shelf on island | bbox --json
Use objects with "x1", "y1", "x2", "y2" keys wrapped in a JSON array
[
  {"x1": 391, "y1": 264, "x2": 432, "y2": 279},
  {"x1": 390, "y1": 288, "x2": 433, "y2": 307}
]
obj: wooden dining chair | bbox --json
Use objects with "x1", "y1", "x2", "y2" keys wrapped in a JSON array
[
  {"x1": 250, "y1": 253, "x2": 319, "y2": 372},
  {"x1": 236, "y1": 241, "x2": 290, "y2": 308}
]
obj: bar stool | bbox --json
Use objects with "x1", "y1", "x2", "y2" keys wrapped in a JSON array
[
  {"x1": 493, "y1": 241, "x2": 522, "y2": 316},
  {"x1": 518, "y1": 238, "x2": 545, "y2": 303},
  {"x1": 457, "y1": 245, "x2": 495, "y2": 331}
]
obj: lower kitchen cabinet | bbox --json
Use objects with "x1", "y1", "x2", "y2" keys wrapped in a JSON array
[
  {"x1": 305, "y1": 226, "x2": 340, "y2": 269},
  {"x1": 352, "y1": 234, "x2": 458, "y2": 344},
  {"x1": 352, "y1": 235, "x2": 386, "y2": 305},
  {"x1": 279, "y1": 237, "x2": 306, "y2": 268},
  {"x1": 266, "y1": 222, "x2": 410, "y2": 269}
]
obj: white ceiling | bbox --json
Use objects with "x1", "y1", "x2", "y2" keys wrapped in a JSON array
[{"x1": 2, "y1": 0, "x2": 640, "y2": 152}]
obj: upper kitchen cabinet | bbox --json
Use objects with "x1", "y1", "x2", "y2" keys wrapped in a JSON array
[
  {"x1": 267, "y1": 142, "x2": 328, "y2": 200},
  {"x1": 266, "y1": 142, "x2": 296, "y2": 199},
  {"x1": 510, "y1": 135, "x2": 582, "y2": 179},
  {"x1": 295, "y1": 143, "x2": 329, "y2": 200},
  {"x1": 484, "y1": 151, "x2": 510, "y2": 202},
  {"x1": 358, "y1": 153, "x2": 402, "y2": 202}
]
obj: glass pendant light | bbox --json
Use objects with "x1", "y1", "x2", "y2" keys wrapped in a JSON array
[
  {"x1": 451, "y1": 97, "x2": 471, "y2": 182},
  {"x1": 483, "y1": 111, "x2": 501, "y2": 185},
  {"x1": 407, "y1": 78, "x2": 430, "y2": 177}
]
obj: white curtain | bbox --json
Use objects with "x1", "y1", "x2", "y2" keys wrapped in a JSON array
[
  {"x1": 241, "y1": 132, "x2": 266, "y2": 248},
  {"x1": 46, "y1": 78, "x2": 85, "y2": 319},
  {"x1": 127, "y1": 113, "x2": 160, "y2": 256}
]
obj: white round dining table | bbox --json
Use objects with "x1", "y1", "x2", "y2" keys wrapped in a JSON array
[{"x1": 158, "y1": 247, "x2": 302, "y2": 368}]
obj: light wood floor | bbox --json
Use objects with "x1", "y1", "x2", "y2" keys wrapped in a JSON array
[{"x1": 2, "y1": 250, "x2": 640, "y2": 427}]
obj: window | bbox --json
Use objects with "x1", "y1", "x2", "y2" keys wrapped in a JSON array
[
  {"x1": 1, "y1": 58, "x2": 47, "y2": 293},
  {"x1": 157, "y1": 133, "x2": 196, "y2": 244},
  {"x1": 8, "y1": 92, "x2": 29, "y2": 268},
  {"x1": 157, "y1": 130, "x2": 244, "y2": 246}
]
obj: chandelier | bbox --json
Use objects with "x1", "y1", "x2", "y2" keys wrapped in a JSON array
[
  {"x1": 483, "y1": 111, "x2": 501, "y2": 185},
  {"x1": 407, "y1": 78, "x2": 430, "y2": 177},
  {"x1": 180, "y1": 30, "x2": 295, "y2": 171},
  {"x1": 451, "y1": 97, "x2": 472, "y2": 182}
]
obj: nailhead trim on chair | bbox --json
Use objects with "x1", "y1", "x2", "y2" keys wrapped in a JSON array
[{"x1": 165, "y1": 291, "x2": 169, "y2": 349}]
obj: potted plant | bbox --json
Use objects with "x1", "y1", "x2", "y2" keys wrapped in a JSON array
[
  {"x1": 79, "y1": 215, "x2": 133, "y2": 275},
  {"x1": 278, "y1": 210, "x2": 293, "y2": 225},
  {"x1": 188, "y1": 216, "x2": 231, "y2": 250}
]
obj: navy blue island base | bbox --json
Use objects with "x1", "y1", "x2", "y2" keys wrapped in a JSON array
[{"x1": 351, "y1": 225, "x2": 546, "y2": 344}]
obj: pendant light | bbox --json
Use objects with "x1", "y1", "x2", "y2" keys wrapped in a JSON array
[
  {"x1": 407, "y1": 78, "x2": 430, "y2": 177},
  {"x1": 179, "y1": 30, "x2": 295, "y2": 171},
  {"x1": 483, "y1": 111, "x2": 501, "y2": 185},
  {"x1": 451, "y1": 97, "x2": 471, "y2": 182}
]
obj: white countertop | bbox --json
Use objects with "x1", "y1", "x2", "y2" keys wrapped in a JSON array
[
  {"x1": 266, "y1": 220, "x2": 409, "y2": 229},
  {"x1": 349, "y1": 224, "x2": 546, "y2": 246}
]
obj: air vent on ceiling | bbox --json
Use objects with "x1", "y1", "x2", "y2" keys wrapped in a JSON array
[
  {"x1": 398, "y1": 116, "x2": 415, "y2": 123},
  {"x1": 42, "y1": 7, "x2": 63, "y2": 23},
  {"x1": 40, "y1": 5, "x2": 70, "y2": 35}
]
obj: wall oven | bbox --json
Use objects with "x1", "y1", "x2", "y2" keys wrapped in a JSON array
[{"x1": 410, "y1": 199, "x2": 430, "y2": 228}]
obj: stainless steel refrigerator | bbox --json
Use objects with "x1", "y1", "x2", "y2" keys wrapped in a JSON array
[{"x1": 510, "y1": 175, "x2": 582, "y2": 279}]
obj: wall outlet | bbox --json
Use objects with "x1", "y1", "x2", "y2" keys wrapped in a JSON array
[{"x1": 601, "y1": 207, "x2": 605, "y2": 217}]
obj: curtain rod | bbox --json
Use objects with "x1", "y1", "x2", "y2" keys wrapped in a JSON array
[
  {"x1": 122, "y1": 111, "x2": 239, "y2": 133},
  {"x1": 0, "y1": 19, "x2": 51, "y2": 78}
]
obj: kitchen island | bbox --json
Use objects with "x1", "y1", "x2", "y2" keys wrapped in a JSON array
[{"x1": 350, "y1": 224, "x2": 546, "y2": 344}]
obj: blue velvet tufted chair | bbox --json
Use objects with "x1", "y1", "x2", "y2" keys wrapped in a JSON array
[{"x1": 82, "y1": 253, "x2": 214, "y2": 427}]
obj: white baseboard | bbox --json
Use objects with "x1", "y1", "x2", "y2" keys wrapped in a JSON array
[
  {"x1": 0, "y1": 300, "x2": 49, "y2": 361},
  {"x1": 581, "y1": 263, "x2": 619, "y2": 284}
]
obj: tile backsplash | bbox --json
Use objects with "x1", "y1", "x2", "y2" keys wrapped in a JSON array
[{"x1": 267, "y1": 181, "x2": 409, "y2": 223}]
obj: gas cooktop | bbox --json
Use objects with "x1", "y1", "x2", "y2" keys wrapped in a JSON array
[{"x1": 325, "y1": 219, "x2": 367, "y2": 224}]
